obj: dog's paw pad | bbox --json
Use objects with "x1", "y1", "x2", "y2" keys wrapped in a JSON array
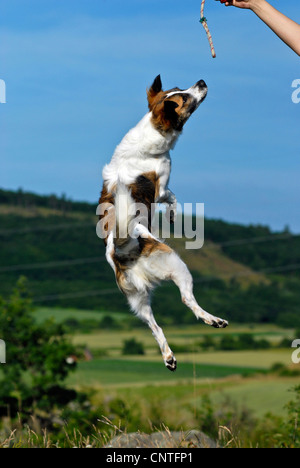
[
  {"x1": 165, "y1": 356, "x2": 177, "y2": 372},
  {"x1": 211, "y1": 319, "x2": 229, "y2": 329}
]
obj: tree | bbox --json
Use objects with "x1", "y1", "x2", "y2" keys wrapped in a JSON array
[{"x1": 0, "y1": 278, "x2": 77, "y2": 417}]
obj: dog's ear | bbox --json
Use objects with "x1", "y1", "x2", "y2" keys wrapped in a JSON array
[
  {"x1": 164, "y1": 100, "x2": 180, "y2": 128},
  {"x1": 147, "y1": 75, "x2": 163, "y2": 110},
  {"x1": 151, "y1": 75, "x2": 163, "y2": 94}
]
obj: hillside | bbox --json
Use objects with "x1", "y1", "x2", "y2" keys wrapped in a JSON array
[{"x1": 0, "y1": 188, "x2": 300, "y2": 327}]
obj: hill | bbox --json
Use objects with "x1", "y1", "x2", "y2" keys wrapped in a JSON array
[{"x1": 0, "y1": 187, "x2": 300, "y2": 327}]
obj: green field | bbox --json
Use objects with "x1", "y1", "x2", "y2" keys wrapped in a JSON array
[
  {"x1": 33, "y1": 306, "x2": 128, "y2": 324},
  {"x1": 66, "y1": 357, "x2": 299, "y2": 417},
  {"x1": 42, "y1": 310, "x2": 296, "y2": 420},
  {"x1": 210, "y1": 377, "x2": 299, "y2": 417},
  {"x1": 67, "y1": 359, "x2": 262, "y2": 387}
]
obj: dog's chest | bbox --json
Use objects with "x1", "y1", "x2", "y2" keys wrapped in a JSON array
[{"x1": 105, "y1": 153, "x2": 172, "y2": 194}]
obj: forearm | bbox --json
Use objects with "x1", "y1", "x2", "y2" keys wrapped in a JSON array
[{"x1": 252, "y1": 0, "x2": 300, "y2": 56}]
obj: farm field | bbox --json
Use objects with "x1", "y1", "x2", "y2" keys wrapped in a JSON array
[
  {"x1": 38, "y1": 307, "x2": 296, "y2": 420},
  {"x1": 35, "y1": 306, "x2": 294, "y2": 372},
  {"x1": 102, "y1": 376, "x2": 300, "y2": 419},
  {"x1": 66, "y1": 358, "x2": 262, "y2": 387},
  {"x1": 121, "y1": 349, "x2": 292, "y2": 368},
  {"x1": 70, "y1": 324, "x2": 294, "y2": 358}
]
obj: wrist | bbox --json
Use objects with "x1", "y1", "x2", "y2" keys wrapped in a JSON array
[{"x1": 250, "y1": 0, "x2": 267, "y2": 15}]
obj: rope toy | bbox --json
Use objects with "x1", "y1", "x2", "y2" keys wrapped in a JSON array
[{"x1": 200, "y1": 0, "x2": 217, "y2": 59}]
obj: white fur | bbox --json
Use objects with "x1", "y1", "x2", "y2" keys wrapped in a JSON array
[
  {"x1": 166, "y1": 83, "x2": 208, "y2": 102},
  {"x1": 103, "y1": 113, "x2": 179, "y2": 203}
]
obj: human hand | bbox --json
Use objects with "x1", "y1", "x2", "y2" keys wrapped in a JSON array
[{"x1": 218, "y1": 0, "x2": 264, "y2": 10}]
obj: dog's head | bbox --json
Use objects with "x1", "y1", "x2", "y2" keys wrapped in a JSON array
[{"x1": 147, "y1": 75, "x2": 207, "y2": 133}]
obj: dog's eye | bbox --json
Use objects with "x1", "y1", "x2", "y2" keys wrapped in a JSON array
[{"x1": 182, "y1": 95, "x2": 188, "y2": 104}]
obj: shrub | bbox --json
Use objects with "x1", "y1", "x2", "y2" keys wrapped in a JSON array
[
  {"x1": 122, "y1": 338, "x2": 145, "y2": 355},
  {"x1": 100, "y1": 315, "x2": 120, "y2": 330},
  {"x1": 0, "y1": 278, "x2": 77, "y2": 417}
]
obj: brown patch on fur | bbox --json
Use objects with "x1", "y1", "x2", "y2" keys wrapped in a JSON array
[
  {"x1": 147, "y1": 87, "x2": 165, "y2": 113},
  {"x1": 148, "y1": 93, "x2": 174, "y2": 133},
  {"x1": 147, "y1": 76, "x2": 178, "y2": 133},
  {"x1": 129, "y1": 171, "x2": 160, "y2": 230},
  {"x1": 114, "y1": 262, "x2": 128, "y2": 293},
  {"x1": 168, "y1": 95, "x2": 184, "y2": 112},
  {"x1": 113, "y1": 238, "x2": 173, "y2": 294},
  {"x1": 139, "y1": 238, "x2": 173, "y2": 257},
  {"x1": 129, "y1": 172, "x2": 159, "y2": 206},
  {"x1": 148, "y1": 91, "x2": 191, "y2": 134},
  {"x1": 113, "y1": 253, "x2": 136, "y2": 295},
  {"x1": 142, "y1": 171, "x2": 160, "y2": 200}
]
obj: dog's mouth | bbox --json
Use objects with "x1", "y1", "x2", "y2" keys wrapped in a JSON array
[
  {"x1": 192, "y1": 79, "x2": 208, "y2": 104},
  {"x1": 187, "y1": 81, "x2": 207, "y2": 116}
]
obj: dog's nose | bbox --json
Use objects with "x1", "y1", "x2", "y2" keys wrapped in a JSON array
[{"x1": 196, "y1": 80, "x2": 207, "y2": 89}]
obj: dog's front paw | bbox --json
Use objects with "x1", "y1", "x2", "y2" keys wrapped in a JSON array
[{"x1": 211, "y1": 318, "x2": 229, "y2": 329}]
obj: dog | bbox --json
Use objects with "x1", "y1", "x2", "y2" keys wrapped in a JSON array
[{"x1": 99, "y1": 75, "x2": 228, "y2": 371}]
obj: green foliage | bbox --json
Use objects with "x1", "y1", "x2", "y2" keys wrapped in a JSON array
[
  {"x1": 198, "y1": 333, "x2": 272, "y2": 352},
  {"x1": 253, "y1": 386, "x2": 300, "y2": 448},
  {"x1": 0, "y1": 278, "x2": 77, "y2": 416},
  {"x1": 284, "y1": 386, "x2": 300, "y2": 447},
  {"x1": 100, "y1": 315, "x2": 121, "y2": 330},
  {"x1": 205, "y1": 218, "x2": 300, "y2": 273},
  {"x1": 0, "y1": 187, "x2": 92, "y2": 214},
  {"x1": 192, "y1": 386, "x2": 300, "y2": 448},
  {"x1": 195, "y1": 394, "x2": 218, "y2": 439},
  {"x1": 270, "y1": 363, "x2": 300, "y2": 378},
  {"x1": 220, "y1": 333, "x2": 271, "y2": 351},
  {"x1": 122, "y1": 338, "x2": 145, "y2": 356}
]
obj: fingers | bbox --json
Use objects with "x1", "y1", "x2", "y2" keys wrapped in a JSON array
[{"x1": 216, "y1": 0, "x2": 234, "y2": 6}]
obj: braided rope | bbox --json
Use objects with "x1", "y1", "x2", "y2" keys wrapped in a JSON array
[{"x1": 200, "y1": 0, "x2": 216, "y2": 59}]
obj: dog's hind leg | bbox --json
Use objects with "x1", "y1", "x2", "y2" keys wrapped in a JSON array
[
  {"x1": 171, "y1": 257, "x2": 228, "y2": 329},
  {"x1": 145, "y1": 248, "x2": 228, "y2": 329},
  {"x1": 127, "y1": 292, "x2": 177, "y2": 372}
]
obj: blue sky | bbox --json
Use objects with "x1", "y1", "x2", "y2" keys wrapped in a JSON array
[{"x1": 0, "y1": 0, "x2": 299, "y2": 231}]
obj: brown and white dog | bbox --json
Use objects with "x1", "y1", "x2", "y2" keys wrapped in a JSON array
[{"x1": 99, "y1": 75, "x2": 228, "y2": 371}]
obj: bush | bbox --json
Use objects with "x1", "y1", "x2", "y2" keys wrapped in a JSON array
[
  {"x1": 122, "y1": 338, "x2": 145, "y2": 355},
  {"x1": 277, "y1": 338, "x2": 292, "y2": 348},
  {"x1": 100, "y1": 315, "x2": 121, "y2": 330},
  {"x1": 218, "y1": 334, "x2": 271, "y2": 351},
  {"x1": 199, "y1": 335, "x2": 216, "y2": 351},
  {"x1": 0, "y1": 278, "x2": 77, "y2": 417},
  {"x1": 218, "y1": 335, "x2": 239, "y2": 351},
  {"x1": 63, "y1": 318, "x2": 81, "y2": 331}
]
